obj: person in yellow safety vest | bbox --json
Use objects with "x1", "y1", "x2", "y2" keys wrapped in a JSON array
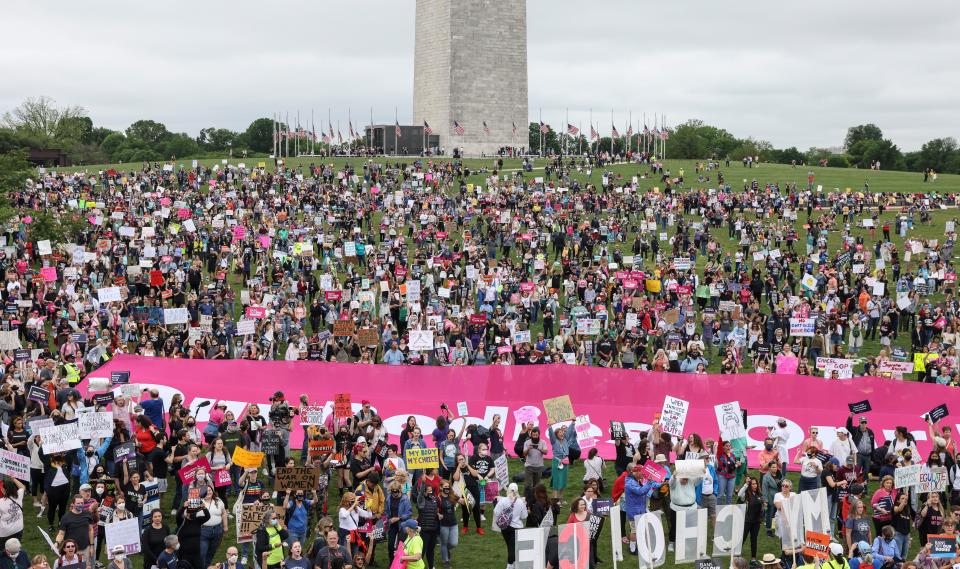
[
  {"x1": 63, "y1": 355, "x2": 82, "y2": 387},
  {"x1": 256, "y1": 509, "x2": 288, "y2": 569}
]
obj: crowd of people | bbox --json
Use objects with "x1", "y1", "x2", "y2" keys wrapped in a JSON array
[{"x1": 0, "y1": 152, "x2": 957, "y2": 569}]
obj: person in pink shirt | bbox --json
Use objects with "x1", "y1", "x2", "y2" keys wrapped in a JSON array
[
  {"x1": 870, "y1": 475, "x2": 897, "y2": 536},
  {"x1": 799, "y1": 426, "x2": 824, "y2": 453}
]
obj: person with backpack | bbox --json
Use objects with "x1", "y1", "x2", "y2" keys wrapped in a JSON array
[
  {"x1": 493, "y1": 483, "x2": 527, "y2": 569},
  {"x1": 416, "y1": 481, "x2": 441, "y2": 569}
]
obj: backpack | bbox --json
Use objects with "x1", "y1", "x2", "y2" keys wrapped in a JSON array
[{"x1": 496, "y1": 498, "x2": 515, "y2": 530}]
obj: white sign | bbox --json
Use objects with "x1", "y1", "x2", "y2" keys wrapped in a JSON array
[
  {"x1": 815, "y1": 357, "x2": 854, "y2": 372},
  {"x1": 236, "y1": 319, "x2": 256, "y2": 335},
  {"x1": 37, "y1": 240, "x2": 52, "y2": 256},
  {"x1": 97, "y1": 287, "x2": 123, "y2": 304},
  {"x1": 409, "y1": 330, "x2": 434, "y2": 351},
  {"x1": 456, "y1": 402, "x2": 469, "y2": 416},
  {"x1": 714, "y1": 401, "x2": 746, "y2": 441},
  {"x1": 78, "y1": 411, "x2": 114, "y2": 438},
  {"x1": 105, "y1": 517, "x2": 142, "y2": 559},
  {"x1": 0, "y1": 448, "x2": 30, "y2": 480},
  {"x1": 0, "y1": 331, "x2": 22, "y2": 351},
  {"x1": 163, "y1": 308, "x2": 189, "y2": 325},
  {"x1": 658, "y1": 395, "x2": 690, "y2": 437},
  {"x1": 39, "y1": 422, "x2": 82, "y2": 454},
  {"x1": 894, "y1": 464, "x2": 922, "y2": 488},
  {"x1": 789, "y1": 317, "x2": 815, "y2": 337}
]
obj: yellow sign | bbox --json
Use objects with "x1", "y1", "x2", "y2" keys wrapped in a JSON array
[
  {"x1": 405, "y1": 448, "x2": 439, "y2": 470},
  {"x1": 258, "y1": 161, "x2": 266, "y2": 168},
  {"x1": 232, "y1": 447, "x2": 265, "y2": 469},
  {"x1": 914, "y1": 353, "x2": 938, "y2": 374}
]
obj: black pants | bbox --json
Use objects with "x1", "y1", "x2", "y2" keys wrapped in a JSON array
[
  {"x1": 387, "y1": 523, "x2": 401, "y2": 565},
  {"x1": 743, "y1": 520, "x2": 761, "y2": 559},
  {"x1": 47, "y1": 485, "x2": 70, "y2": 528},
  {"x1": 502, "y1": 527, "x2": 517, "y2": 564},
  {"x1": 421, "y1": 529, "x2": 438, "y2": 569},
  {"x1": 461, "y1": 485, "x2": 481, "y2": 529}
]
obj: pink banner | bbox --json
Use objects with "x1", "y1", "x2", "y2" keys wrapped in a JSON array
[{"x1": 89, "y1": 355, "x2": 955, "y2": 467}]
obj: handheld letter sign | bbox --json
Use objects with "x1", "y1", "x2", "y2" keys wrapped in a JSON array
[
  {"x1": 404, "y1": 448, "x2": 439, "y2": 470},
  {"x1": 659, "y1": 395, "x2": 690, "y2": 436},
  {"x1": 334, "y1": 393, "x2": 352, "y2": 419},
  {"x1": 848, "y1": 400, "x2": 872, "y2": 414},
  {"x1": 803, "y1": 531, "x2": 831, "y2": 560},
  {"x1": 926, "y1": 403, "x2": 949, "y2": 423},
  {"x1": 542, "y1": 395, "x2": 575, "y2": 424}
]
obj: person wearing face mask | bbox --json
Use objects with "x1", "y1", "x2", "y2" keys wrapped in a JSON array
[
  {"x1": 155, "y1": 536, "x2": 179, "y2": 569},
  {"x1": 1, "y1": 538, "x2": 29, "y2": 569},
  {"x1": 794, "y1": 444, "x2": 823, "y2": 492},
  {"x1": 219, "y1": 546, "x2": 245, "y2": 569},
  {"x1": 283, "y1": 488, "x2": 318, "y2": 548},
  {"x1": 140, "y1": 509, "x2": 169, "y2": 569},
  {"x1": 54, "y1": 496, "x2": 94, "y2": 564},
  {"x1": 255, "y1": 509, "x2": 288, "y2": 569},
  {"x1": 757, "y1": 438, "x2": 781, "y2": 476},
  {"x1": 106, "y1": 545, "x2": 131, "y2": 569}
]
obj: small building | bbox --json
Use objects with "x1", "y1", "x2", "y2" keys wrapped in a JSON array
[
  {"x1": 365, "y1": 125, "x2": 441, "y2": 156},
  {"x1": 27, "y1": 148, "x2": 70, "y2": 167}
]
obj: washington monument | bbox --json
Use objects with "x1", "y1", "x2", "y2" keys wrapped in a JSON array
[{"x1": 414, "y1": 0, "x2": 528, "y2": 156}]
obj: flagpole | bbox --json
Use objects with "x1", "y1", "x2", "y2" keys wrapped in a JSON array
[
  {"x1": 578, "y1": 121, "x2": 582, "y2": 155},
  {"x1": 628, "y1": 111, "x2": 633, "y2": 155},
  {"x1": 348, "y1": 108, "x2": 352, "y2": 156},
  {"x1": 285, "y1": 112, "x2": 290, "y2": 158},
  {"x1": 610, "y1": 109, "x2": 614, "y2": 156},
  {"x1": 272, "y1": 113, "x2": 276, "y2": 158},
  {"x1": 369, "y1": 107, "x2": 373, "y2": 155},
  {"x1": 663, "y1": 113, "x2": 667, "y2": 160},
  {"x1": 394, "y1": 107, "x2": 398, "y2": 156},
  {"x1": 538, "y1": 108, "x2": 543, "y2": 157}
]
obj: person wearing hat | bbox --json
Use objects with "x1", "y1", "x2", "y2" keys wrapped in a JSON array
[
  {"x1": 399, "y1": 519, "x2": 425, "y2": 569},
  {"x1": 831, "y1": 428, "x2": 856, "y2": 466},
  {"x1": 759, "y1": 553, "x2": 782, "y2": 568},
  {"x1": 106, "y1": 545, "x2": 132, "y2": 569},
  {"x1": 846, "y1": 414, "x2": 876, "y2": 477},
  {"x1": 492, "y1": 483, "x2": 527, "y2": 569},
  {"x1": 0, "y1": 538, "x2": 29, "y2": 569}
]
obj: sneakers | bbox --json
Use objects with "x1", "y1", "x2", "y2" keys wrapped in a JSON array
[
  {"x1": 241, "y1": 558, "x2": 247, "y2": 565},
  {"x1": 480, "y1": 514, "x2": 486, "y2": 521},
  {"x1": 668, "y1": 543, "x2": 674, "y2": 552},
  {"x1": 460, "y1": 527, "x2": 469, "y2": 535},
  {"x1": 37, "y1": 506, "x2": 45, "y2": 518},
  {"x1": 32, "y1": 501, "x2": 40, "y2": 508},
  {"x1": 476, "y1": 528, "x2": 485, "y2": 535}
]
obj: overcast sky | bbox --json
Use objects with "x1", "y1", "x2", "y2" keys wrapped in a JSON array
[{"x1": 3, "y1": 1, "x2": 957, "y2": 151}]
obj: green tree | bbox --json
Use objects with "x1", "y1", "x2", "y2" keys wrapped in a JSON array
[
  {"x1": 859, "y1": 139, "x2": 905, "y2": 170},
  {"x1": 125, "y1": 119, "x2": 170, "y2": 146},
  {"x1": 198, "y1": 128, "x2": 238, "y2": 152},
  {"x1": 162, "y1": 133, "x2": 199, "y2": 160},
  {"x1": 2, "y1": 96, "x2": 87, "y2": 144},
  {"x1": 915, "y1": 137, "x2": 958, "y2": 173},
  {"x1": 0, "y1": 151, "x2": 33, "y2": 226},
  {"x1": 100, "y1": 132, "x2": 127, "y2": 160},
  {"x1": 244, "y1": 118, "x2": 275, "y2": 154},
  {"x1": 844, "y1": 124, "x2": 883, "y2": 149}
]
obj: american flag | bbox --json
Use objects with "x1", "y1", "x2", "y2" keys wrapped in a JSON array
[
  {"x1": 423, "y1": 121, "x2": 433, "y2": 135},
  {"x1": 643, "y1": 124, "x2": 650, "y2": 136},
  {"x1": 627, "y1": 125, "x2": 634, "y2": 138},
  {"x1": 395, "y1": 121, "x2": 402, "y2": 138},
  {"x1": 566, "y1": 124, "x2": 579, "y2": 136},
  {"x1": 660, "y1": 129, "x2": 669, "y2": 140},
  {"x1": 349, "y1": 121, "x2": 355, "y2": 139},
  {"x1": 321, "y1": 132, "x2": 331, "y2": 144},
  {"x1": 653, "y1": 127, "x2": 661, "y2": 138},
  {"x1": 611, "y1": 124, "x2": 620, "y2": 138},
  {"x1": 590, "y1": 124, "x2": 599, "y2": 141},
  {"x1": 483, "y1": 121, "x2": 490, "y2": 135},
  {"x1": 453, "y1": 121, "x2": 465, "y2": 135},
  {"x1": 328, "y1": 124, "x2": 334, "y2": 140},
  {"x1": 539, "y1": 121, "x2": 551, "y2": 134},
  {"x1": 512, "y1": 121, "x2": 517, "y2": 136},
  {"x1": 338, "y1": 130, "x2": 343, "y2": 144}
]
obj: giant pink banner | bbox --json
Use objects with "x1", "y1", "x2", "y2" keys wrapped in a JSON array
[{"x1": 90, "y1": 355, "x2": 955, "y2": 467}]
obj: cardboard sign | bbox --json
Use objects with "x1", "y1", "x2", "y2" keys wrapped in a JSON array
[
  {"x1": 659, "y1": 395, "x2": 690, "y2": 436},
  {"x1": 848, "y1": 400, "x2": 872, "y2": 414},
  {"x1": 917, "y1": 466, "x2": 949, "y2": 493},
  {"x1": 543, "y1": 395, "x2": 575, "y2": 424},
  {"x1": 332, "y1": 320, "x2": 355, "y2": 336},
  {"x1": 232, "y1": 447, "x2": 265, "y2": 469},
  {"x1": 104, "y1": 518, "x2": 142, "y2": 559},
  {"x1": 78, "y1": 411, "x2": 114, "y2": 438},
  {"x1": 273, "y1": 467, "x2": 321, "y2": 491},
  {"x1": 714, "y1": 401, "x2": 746, "y2": 441},
  {"x1": 405, "y1": 448, "x2": 440, "y2": 470},
  {"x1": 334, "y1": 393, "x2": 352, "y2": 419},
  {"x1": 238, "y1": 503, "x2": 273, "y2": 543},
  {"x1": 803, "y1": 531, "x2": 831, "y2": 560},
  {"x1": 789, "y1": 317, "x2": 815, "y2": 337},
  {"x1": 299, "y1": 405, "x2": 324, "y2": 425},
  {"x1": 39, "y1": 422, "x2": 82, "y2": 453},
  {"x1": 894, "y1": 464, "x2": 922, "y2": 488},
  {"x1": 357, "y1": 327, "x2": 379, "y2": 347}
]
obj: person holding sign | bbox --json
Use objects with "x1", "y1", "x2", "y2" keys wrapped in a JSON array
[
  {"x1": 547, "y1": 420, "x2": 576, "y2": 500},
  {"x1": 254, "y1": 509, "x2": 289, "y2": 569}
]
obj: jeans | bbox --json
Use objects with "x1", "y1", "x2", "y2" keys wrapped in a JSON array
[
  {"x1": 718, "y1": 477, "x2": 736, "y2": 505},
  {"x1": 894, "y1": 531, "x2": 910, "y2": 561},
  {"x1": 200, "y1": 524, "x2": 224, "y2": 569},
  {"x1": 798, "y1": 476, "x2": 820, "y2": 493},
  {"x1": 287, "y1": 531, "x2": 306, "y2": 548},
  {"x1": 439, "y1": 525, "x2": 459, "y2": 562},
  {"x1": 765, "y1": 497, "x2": 776, "y2": 531}
]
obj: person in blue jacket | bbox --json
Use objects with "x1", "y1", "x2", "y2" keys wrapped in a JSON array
[
  {"x1": 623, "y1": 465, "x2": 657, "y2": 556},
  {"x1": 694, "y1": 452, "x2": 720, "y2": 523}
]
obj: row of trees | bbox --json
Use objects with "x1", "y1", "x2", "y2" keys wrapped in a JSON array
[
  {"x1": 528, "y1": 119, "x2": 960, "y2": 174},
  {"x1": 0, "y1": 97, "x2": 277, "y2": 164},
  {"x1": 1, "y1": 97, "x2": 959, "y2": 174}
]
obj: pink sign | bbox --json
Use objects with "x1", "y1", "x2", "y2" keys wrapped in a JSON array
[
  {"x1": 213, "y1": 469, "x2": 232, "y2": 488},
  {"x1": 642, "y1": 461, "x2": 667, "y2": 483},
  {"x1": 178, "y1": 457, "x2": 211, "y2": 484},
  {"x1": 776, "y1": 355, "x2": 799, "y2": 375},
  {"x1": 245, "y1": 306, "x2": 266, "y2": 319},
  {"x1": 40, "y1": 267, "x2": 57, "y2": 282},
  {"x1": 89, "y1": 355, "x2": 954, "y2": 466}
]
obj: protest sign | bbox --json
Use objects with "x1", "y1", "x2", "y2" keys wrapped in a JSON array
[
  {"x1": 714, "y1": 401, "x2": 746, "y2": 441},
  {"x1": 27, "y1": 385, "x2": 49, "y2": 404},
  {"x1": 261, "y1": 430, "x2": 281, "y2": 455},
  {"x1": 110, "y1": 371, "x2": 131, "y2": 384},
  {"x1": 674, "y1": 459, "x2": 705, "y2": 479},
  {"x1": 232, "y1": 447, "x2": 265, "y2": 469},
  {"x1": 236, "y1": 319, "x2": 256, "y2": 335},
  {"x1": 926, "y1": 403, "x2": 949, "y2": 423},
  {"x1": 848, "y1": 400, "x2": 872, "y2": 414},
  {"x1": 659, "y1": 395, "x2": 690, "y2": 436},
  {"x1": 177, "y1": 457, "x2": 211, "y2": 484},
  {"x1": 334, "y1": 393, "x2": 352, "y2": 419},
  {"x1": 113, "y1": 442, "x2": 136, "y2": 463},
  {"x1": 94, "y1": 392, "x2": 116, "y2": 407},
  {"x1": 332, "y1": 320, "x2": 355, "y2": 336},
  {"x1": 878, "y1": 361, "x2": 914, "y2": 376},
  {"x1": 775, "y1": 355, "x2": 799, "y2": 375},
  {"x1": 409, "y1": 330, "x2": 434, "y2": 351},
  {"x1": 273, "y1": 467, "x2": 321, "y2": 491},
  {"x1": 513, "y1": 405, "x2": 539, "y2": 425},
  {"x1": 642, "y1": 461, "x2": 668, "y2": 483},
  {"x1": 299, "y1": 405, "x2": 324, "y2": 425},
  {"x1": 39, "y1": 422, "x2": 82, "y2": 453},
  {"x1": 105, "y1": 518, "x2": 142, "y2": 559},
  {"x1": 894, "y1": 464, "x2": 922, "y2": 488},
  {"x1": 916, "y1": 466, "x2": 948, "y2": 493},
  {"x1": 543, "y1": 395, "x2": 575, "y2": 424},
  {"x1": 78, "y1": 411, "x2": 114, "y2": 438},
  {"x1": 405, "y1": 448, "x2": 440, "y2": 470},
  {"x1": 610, "y1": 421, "x2": 626, "y2": 440},
  {"x1": 163, "y1": 307, "x2": 189, "y2": 325},
  {"x1": 789, "y1": 318, "x2": 815, "y2": 337},
  {"x1": 494, "y1": 454, "x2": 509, "y2": 487},
  {"x1": 457, "y1": 401, "x2": 469, "y2": 416},
  {"x1": 0, "y1": 448, "x2": 30, "y2": 480},
  {"x1": 802, "y1": 531, "x2": 831, "y2": 560},
  {"x1": 929, "y1": 535, "x2": 958, "y2": 559},
  {"x1": 238, "y1": 503, "x2": 273, "y2": 543},
  {"x1": 815, "y1": 357, "x2": 854, "y2": 372},
  {"x1": 357, "y1": 327, "x2": 379, "y2": 347}
]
